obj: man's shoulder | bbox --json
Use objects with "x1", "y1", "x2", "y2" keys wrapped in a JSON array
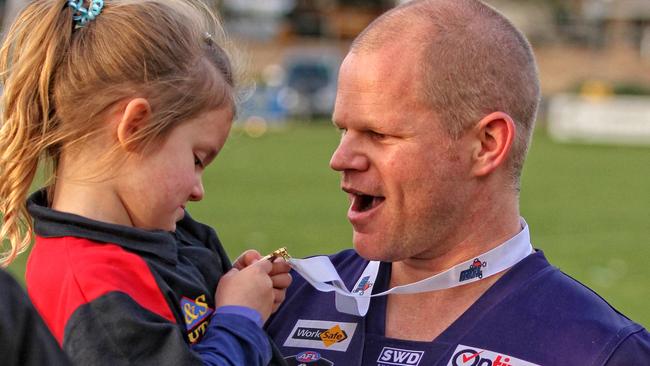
[
  {"x1": 495, "y1": 253, "x2": 639, "y2": 330},
  {"x1": 476, "y1": 253, "x2": 647, "y2": 361},
  {"x1": 510, "y1": 266, "x2": 648, "y2": 362},
  {"x1": 527, "y1": 259, "x2": 638, "y2": 329}
]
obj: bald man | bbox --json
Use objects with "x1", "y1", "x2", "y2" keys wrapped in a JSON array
[{"x1": 266, "y1": 1, "x2": 650, "y2": 365}]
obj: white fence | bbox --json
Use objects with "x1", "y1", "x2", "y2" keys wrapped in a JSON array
[{"x1": 548, "y1": 94, "x2": 650, "y2": 146}]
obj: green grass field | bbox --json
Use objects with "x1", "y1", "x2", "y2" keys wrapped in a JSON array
[{"x1": 7, "y1": 122, "x2": 650, "y2": 327}]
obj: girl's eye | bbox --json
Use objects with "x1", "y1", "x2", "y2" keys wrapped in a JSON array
[{"x1": 194, "y1": 154, "x2": 204, "y2": 168}]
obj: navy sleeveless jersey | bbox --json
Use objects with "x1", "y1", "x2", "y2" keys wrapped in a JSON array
[{"x1": 266, "y1": 250, "x2": 650, "y2": 366}]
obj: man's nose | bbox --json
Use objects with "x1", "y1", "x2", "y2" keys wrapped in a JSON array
[
  {"x1": 189, "y1": 179, "x2": 204, "y2": 201},
  {"x1": 329, "y1": 133, "x2": 369, "y2": 172}
]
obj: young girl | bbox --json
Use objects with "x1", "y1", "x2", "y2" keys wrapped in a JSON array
[{"x1": 0, "y1": 1, "x2": 291, "y2": 365}]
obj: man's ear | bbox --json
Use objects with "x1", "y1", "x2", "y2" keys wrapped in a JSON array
[
  {"x1": 116, "y1": 98, "x2": 152, "y2": 151},
  {"x1": 470, "y1": 111, "x2": 516, "y2": 177}
]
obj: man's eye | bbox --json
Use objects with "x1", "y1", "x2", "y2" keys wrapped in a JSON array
[
  {"x1": 194, "y1": 155, "x2": 204, "y2": 168},
  {"x1": 369, "y1": 131, "x2": 386, "y2": 140}
]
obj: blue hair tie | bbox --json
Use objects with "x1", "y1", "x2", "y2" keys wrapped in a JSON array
[{"x1": 68, "y1": 0, "x2": 104, "y2": 28}]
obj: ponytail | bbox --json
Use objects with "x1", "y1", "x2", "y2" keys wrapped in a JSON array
[
  {"x1": 1, "y1": 0, "x2": 237, "y2": 267},
  {"x1": 0, "y1": 0, "x2": 73, "y2": 266}
]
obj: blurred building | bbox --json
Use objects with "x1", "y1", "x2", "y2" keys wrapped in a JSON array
[
  {"x1": 221, "y1": 0, "x2": 393, "y2": 41},
  {"x1": 581, "y1": 0, "x2": 650, "y2": 56},
  {"x1": 1, "y1": 0, "x2": 648, "y2": 123},
  {"x1": 219, "y1": 0, "x2": 394, "y2": 122},
  {"x1": 220, "y1": 0, "x2": 650, "y2": 89}
]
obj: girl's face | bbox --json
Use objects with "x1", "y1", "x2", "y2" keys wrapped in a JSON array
[{"x1": 118, "y1": 107, "x2": 233, "y2": 231}]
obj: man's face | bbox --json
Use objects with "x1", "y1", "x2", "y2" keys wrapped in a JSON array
[{"x1": 330, "y1": 50, "x2": 474, "y2": 261}]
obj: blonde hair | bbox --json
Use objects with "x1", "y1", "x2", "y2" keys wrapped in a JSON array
[{"x1": 0, "y1": 0, "x2": 236, "y2": 266}]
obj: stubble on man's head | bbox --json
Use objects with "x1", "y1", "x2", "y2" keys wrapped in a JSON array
[{"x1": 348, "y1": 0, "x2": 541, "y2": 189}]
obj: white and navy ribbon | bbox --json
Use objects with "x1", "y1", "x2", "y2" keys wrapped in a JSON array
[{"x1": 288, "y1": 219, "x2": 534, "y2": 316}]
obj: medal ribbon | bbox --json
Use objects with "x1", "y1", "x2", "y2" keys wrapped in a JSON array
[{"x1": 288, "y1": 219, "x2": 534, "y2": 316}]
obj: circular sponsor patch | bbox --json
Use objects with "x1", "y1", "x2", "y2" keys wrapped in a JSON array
[{"x1": 296, "y1": 351, "x2": 321, "y2": 362}]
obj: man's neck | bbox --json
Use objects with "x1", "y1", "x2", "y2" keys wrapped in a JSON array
[
  {"x1": 391, "y1": 213, "x2": 521, "y2": 285},
  {"x1": 385, "y1": 211, "x2": 521, "y2": 341}
]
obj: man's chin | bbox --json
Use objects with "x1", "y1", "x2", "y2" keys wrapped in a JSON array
[{"x1": 353, "y1": 232, "x2": 396, "y2": 261}]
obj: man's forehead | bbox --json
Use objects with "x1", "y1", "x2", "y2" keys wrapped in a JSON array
[
  {"x1": 338, "y1": 48, "x2": 419, "y2": 97},
  {"x1": 333, "y1": 49, "x2": 432, "y2": 130}
]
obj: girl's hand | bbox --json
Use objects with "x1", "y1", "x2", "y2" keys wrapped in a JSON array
[
  {"x1": 216, "y1": 259, "x2": 274, "y2": 322},
  {"x1": 269, "y1": 259, "x2": 292, "y2": 313},
  {"x1": 230, "y1": 249, "x2": 292, "y2": 314},
  {"x1": 232, "y1": 249, "x2": 262, "y2": 270}
]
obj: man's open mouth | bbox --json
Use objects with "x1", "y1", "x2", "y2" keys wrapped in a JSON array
[{"x1": 350, "y1": 193, "x2": 385, "y2": 213}]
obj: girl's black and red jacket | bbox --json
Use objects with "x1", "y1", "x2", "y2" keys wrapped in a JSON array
[{"x1": 26, "y1": 190, "x2": 287, "y2": 366}]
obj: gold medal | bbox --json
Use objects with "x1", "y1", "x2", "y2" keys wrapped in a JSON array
[{"x1": 261, "y1": 247, "x2": 291, "y2": 262}]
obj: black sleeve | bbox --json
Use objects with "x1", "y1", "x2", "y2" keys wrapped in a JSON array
[
  {"x1": 0, "y1": 270, "x2": 71, "y2": 366},
  {"x1": 63, "y1": 291, "x2": 281, "y2": 366},
  {"x1": 63, "y1": 291, "x2": 204, "y2": 365}
]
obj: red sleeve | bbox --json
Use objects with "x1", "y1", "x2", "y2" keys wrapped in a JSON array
[{"x1": 26, "y1": 236, "x2": 176, "y2": 344}]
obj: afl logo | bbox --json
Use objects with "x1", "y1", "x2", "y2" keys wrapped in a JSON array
[{"x1": 296, "y1": 351, "x2": 321, "y2": 362}]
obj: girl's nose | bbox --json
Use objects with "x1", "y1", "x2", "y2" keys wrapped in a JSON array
[{"x1": 189, "y1": 180, "x2": 204, "y2": 201}]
